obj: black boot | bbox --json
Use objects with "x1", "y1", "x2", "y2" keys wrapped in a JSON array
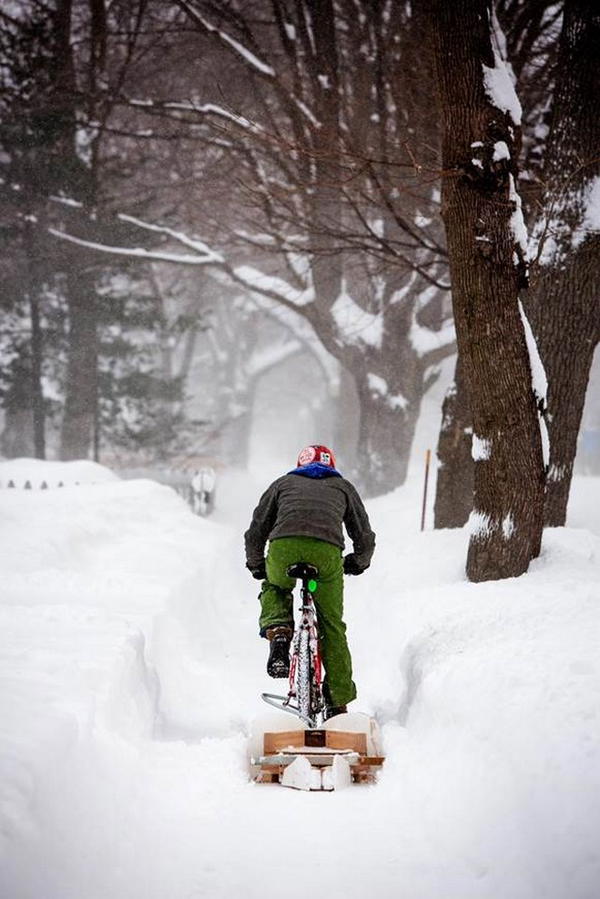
[
  {"x1": 266, "y1": 626, "x2": 292, "y2": 678},
  {"x1": 324, "y1": 705, "x2": 347, "y2": 721}
]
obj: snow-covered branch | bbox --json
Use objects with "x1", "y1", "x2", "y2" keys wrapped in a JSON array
[
  {"x1": 49, "y1": 210, "x2": 317, "y2": 317},
  {"x1": 231, "y1": 265, "x2": 313, "y2": 308},
  {"x1": 409, "y1": 316, "x2": 456, "y2": 364},
  {"x1": 47, "y1": 228, "x2": 218, "y2": 266},
  {"x1": 116, "y1": 215, "x2": 224, "y2": 262},
  {"x1": 125, "y1": 96, "x2": 262, "y2": 134},
  {"x1": 237, "y1": 288, "x2": 340, "y2": 390},
  {"x1": 172, "y1": 0, "x2": 275, "y2": 78}
]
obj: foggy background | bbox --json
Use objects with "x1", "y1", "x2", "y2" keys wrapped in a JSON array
[{"x1": 1, "y1": 1, "x2": 598, "y2": 494}]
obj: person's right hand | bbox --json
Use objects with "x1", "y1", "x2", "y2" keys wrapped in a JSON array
[{"x1": 343, "y1": 554, "x2": 367, "y2": 576}]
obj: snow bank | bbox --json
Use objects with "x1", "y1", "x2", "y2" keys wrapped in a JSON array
[
  {"x1": 353, "y1": 492, "x2": 600, "y2": 898},
  {"x1": 0, "y1": 478, "x2": 224, "y2": 885},
  {"x1": 0, "y1": 468, "x2": 599, "y2": 899},
  {"x1": 0, "y1": 457, "x2": 118, "y2": 488}
]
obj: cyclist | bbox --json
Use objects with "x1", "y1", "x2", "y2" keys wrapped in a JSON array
[{"x1": 245, "y1": 444, "x2": 375, "y2": 720}]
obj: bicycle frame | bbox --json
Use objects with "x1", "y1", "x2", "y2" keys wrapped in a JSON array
[{"x1": 261, "y1": 566, "x2": 324, "y2": 728}]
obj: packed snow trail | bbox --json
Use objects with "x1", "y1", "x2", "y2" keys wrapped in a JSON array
[{"x1": 1, "y1": 461, "x2": 599, "y2": 899}]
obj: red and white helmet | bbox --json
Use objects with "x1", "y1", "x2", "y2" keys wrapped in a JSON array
[{"x1": 297, "y1": 444, "x2": 336, "y2": 469}]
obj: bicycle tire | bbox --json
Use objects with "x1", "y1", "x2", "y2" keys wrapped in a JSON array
[
  {"x1": 310, "y1": 643, "x2": 322, "y2": 719},
  {"x1": 297, "y1": 627, "x2": 311, "y2": 721}
]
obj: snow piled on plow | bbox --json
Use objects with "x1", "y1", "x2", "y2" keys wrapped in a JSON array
[{"x1": 0, "y1": 463, "x2": 599, "y2": 899}]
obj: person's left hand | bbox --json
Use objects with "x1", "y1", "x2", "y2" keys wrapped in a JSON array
[{"x1": 247, "y1": 560, "x2": 266, "y2": 580}]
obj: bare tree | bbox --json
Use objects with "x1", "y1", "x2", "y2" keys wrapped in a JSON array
[{"x1": 52, "y1": 0, "x2": 454, "y2": 493}]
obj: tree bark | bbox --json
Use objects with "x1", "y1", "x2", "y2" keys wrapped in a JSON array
[
  {"x1": 55, "y1": 0, "x2": 103, "y2": 461},
  {"x1": 24, "y1": 224, "x2": 46, "y2": 459},
  {"x1": 60, "y1": 270, "x2": 98, "y2": 459},
  {"x1": 0, "y1": 356, "x2": 35, "y2": 458},
  {"x1": 429, "y1": 0, "x2": 545, "y2": 581},
  {"x1": 354, "y1": 378, "x2": 420, "y2": 495},
  {"x1": 528, "y1": 0, "x2": 600, "y2": 525},
  {"x1": 434, "y1": 358, "x2": 473, "y2": 528},
  {"x1": 332, "y1": 367, "x2": 359, "y2": 475},
  {"x1": 28, "y1": 292, "x2": 46, "y2": 459}
]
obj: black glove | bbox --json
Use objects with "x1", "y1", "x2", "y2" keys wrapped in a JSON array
[
  {"x1": 246, "y1": 560, "x2": 266, "y2": 580},
  {"x1": 343, "y1": 554, "x2": 368, "y2": 576}
]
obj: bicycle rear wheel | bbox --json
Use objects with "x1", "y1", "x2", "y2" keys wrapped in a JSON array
[{"x1": 296, "y1": 627, "x2": 311, "y2": 722}]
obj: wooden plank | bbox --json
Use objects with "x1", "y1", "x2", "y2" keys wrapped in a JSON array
[
  {"x1": 272, "y1": 746, "x2": 356, "y2": 756},
  {"x1": 256, "y1": 769, "x2": 281, "y2": 783},
  {"x1": 263, "y1": 730, "x2": 368, "y2": 755},
  {"x1": 325, "y1": 731, "x2": 367, "y2": 754},
  {"x1": 263, "y1": 731, "x2": 305, "y2": 753},
  {"x1": 352, "y1": 771, "x2": 378, "y2": 784},
  {"x1": 255, "y1": 755, "x2": 384, "y2": 786},
  {"x1": 260, "y1": 751, "x2": 360, "y2": 768},
  {"x1": 355, "y1": 756, "x2": 385, "y2": 766}
]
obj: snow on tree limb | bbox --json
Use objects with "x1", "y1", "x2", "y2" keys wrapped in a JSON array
[
  {"x1": 483, "y1": 10, "x2": 523, "y2": 125},
  {"x1": 331, "y1": 288, "x2": 383, "y2": 348},
  {"x1": 47, "y1": 228, "x2": 217, "y2": 266},
  {"x1": 172, "y1": 0, "x2": 275, "y2": 78},
  {"x1": 232, "y1": 287, "x2": 340, "y2": 389},
  {"x1": 126, "y1": 97, "x2": 261, "y2": 134},
  {"x1": 409, "y1": 317, "x2": 456, "y2": 360},
  {"x1": 50, "y1": 195, "x2": 83, "y2": 209},
  {"x1": 49, "y1": 215, "x2": 314, "y2": 315},
  {"x1": 232, "y1": 264, "x2": 313, "y2": 308},
  {"x1": 116, "y1": 214, "x2": 224, "y2": 261}
]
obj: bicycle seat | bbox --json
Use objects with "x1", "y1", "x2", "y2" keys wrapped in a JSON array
[{"x1": 286, "y1": 562, "x2": 319, "y2": 580}]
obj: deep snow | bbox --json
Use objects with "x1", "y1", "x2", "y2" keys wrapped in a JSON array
[{"x1": 0, "y1": 457, "x2": 599, "y2": 899}]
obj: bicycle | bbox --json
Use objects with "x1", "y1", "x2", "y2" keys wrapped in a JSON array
[{"x1": 261, "y1": 562, "x2": 324, "y2": 727}]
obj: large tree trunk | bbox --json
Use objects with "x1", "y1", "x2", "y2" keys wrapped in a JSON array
[
  {"x1": 60, "y1": 270, "x2": 98, "y2": 459},
  {"x1": 56, "y1": 0, "x2": 103, "y2": 461},
  {"x1": 332, "y1": 367, "x2": 359, "y2": 474},
  {"x1": 528, "y1": 0, "x2": 600, "y2": 526},
  {"x1": 429, "y1": 0, "x2": 545, "y2": 581},
  {"x1": 350, "y1": 308, "x2": 450, "y2": 496},
  {"x1": 434, "y1": 358, "x2": 473, "y2": 528},
  {"x1": 24, "y1": 223, "x2": 46, "y2": 459},
  {"x1": 0, "y1": 356, "x2": 35, "y2": 458},
  {"x1": 0, "y1": 408, "x2": 34, "y2": 458},
  {"x1": 533, "y1": 258, "x2": 598, "y2": 525},
  {"x1": 28, "y1": 291, "x2": 46, "y2": 459}
]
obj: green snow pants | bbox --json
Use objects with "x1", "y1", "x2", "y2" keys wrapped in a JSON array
[{"x1": 258, "y1": 535, "x2": 357, "y2": 707}]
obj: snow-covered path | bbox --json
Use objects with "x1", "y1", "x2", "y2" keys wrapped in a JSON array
[{"x1": 1, "y1": 462, "x2": 599, "y2": 899}]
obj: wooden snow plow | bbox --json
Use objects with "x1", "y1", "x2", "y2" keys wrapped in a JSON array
[{"x1": 250, "y1": 713, "x2": 384, "y2": 791}]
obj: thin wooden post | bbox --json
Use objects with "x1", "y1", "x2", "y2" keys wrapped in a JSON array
[{"x1": 420, "y1": 449, "x2": 431, "y2": 531}]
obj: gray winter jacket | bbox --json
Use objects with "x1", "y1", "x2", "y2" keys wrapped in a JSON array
[{"x1": 244, "y1": 472, "x2": 376, "y2": 569}]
